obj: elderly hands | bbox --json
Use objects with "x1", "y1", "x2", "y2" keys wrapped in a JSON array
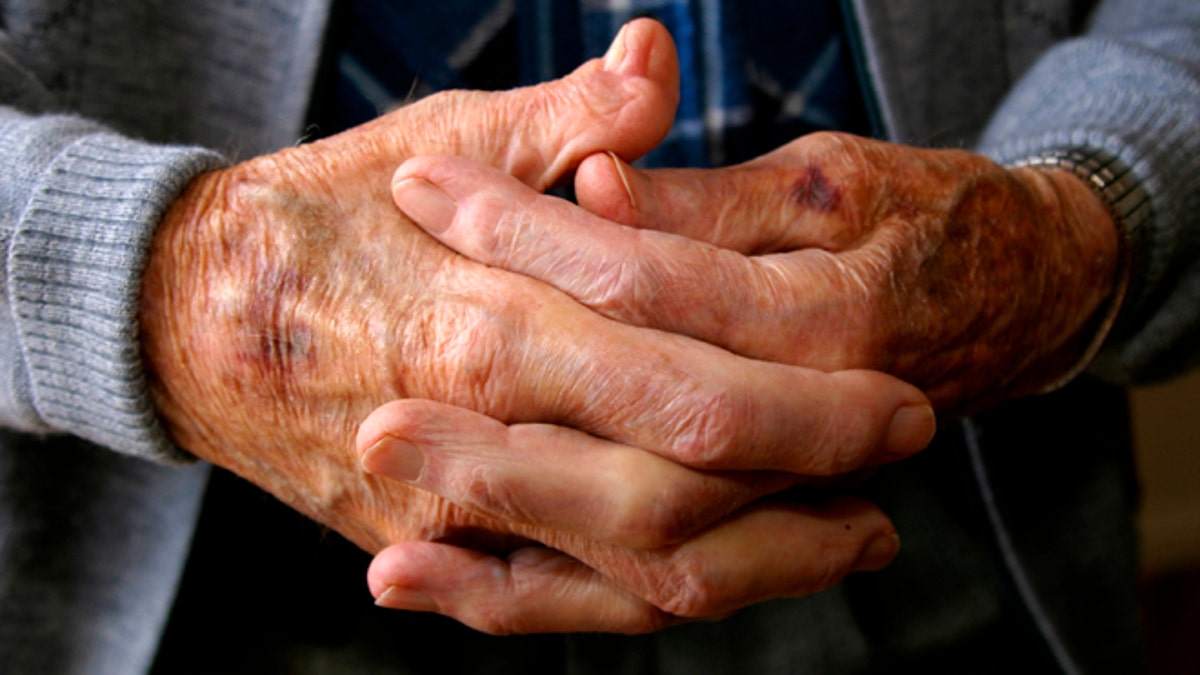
[
  {"x1": 139, "y1": 19, "x2": 933, "y2": 634},
  {"x1": 392, "y1": 133, "x2": 1120, "y2": 415},
  {"x1": 365, "y1": 93, "x2": 1120, "y2": 631}
]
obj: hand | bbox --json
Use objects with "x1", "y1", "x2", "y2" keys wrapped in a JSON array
[
  {"x1": 391, "y1": 132, "x2": 1120, "y2": 414},
  {"x1": 142, "y1": 19, "x2": 677, "y2": 546},
  {"x1": 140, "y1": 21, "x2": 933, "y2": 633},
  {"x1": 360, "y1": 395, "x2": 929, "y2": 633}
]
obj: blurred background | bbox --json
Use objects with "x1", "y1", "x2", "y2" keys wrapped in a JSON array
[{"x1": 1132, "y1": 372, "x2": 1200, "y2": 674}]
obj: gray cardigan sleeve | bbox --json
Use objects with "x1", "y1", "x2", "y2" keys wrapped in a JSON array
[
  {"x1": 977, "y1": 0, "x2": 1200, "y2": 384},
  {"x1": 0, "y1": 3, "x2": 325, "y2": 462},
  {"x1": 0, "y1": 108, "x2": 223, "y2": 462}
]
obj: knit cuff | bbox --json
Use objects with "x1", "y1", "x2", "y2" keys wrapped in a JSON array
[{"x1": 9, "y1": 133, "x2": 224, "y2": 462}]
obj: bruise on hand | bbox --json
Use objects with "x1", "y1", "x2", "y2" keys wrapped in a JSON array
[
  {"x1": 223, "y1": 192, "x2": 322, "y2": 396},
  {"x1": 141, "y1": 165, "x2": 407, "y2": 542},
  {"x1": 791, "y1": 165, "x2": 841, "y2": 214},
  {"x1": 744, "y1": 135, "x2": 1119, "y2": 414}
]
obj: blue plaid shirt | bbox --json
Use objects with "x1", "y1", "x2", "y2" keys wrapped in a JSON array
[{"x1": 323, "y1": 0, "x2": 870, "y2": 168}]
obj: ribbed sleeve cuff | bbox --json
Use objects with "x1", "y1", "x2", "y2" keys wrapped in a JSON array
[
  {"x1": 977, "y1": 36, "x2": 1200, "y2": 381},
  {"x1": 9, "y1": 133, "x2": 224, "y2": 462}
]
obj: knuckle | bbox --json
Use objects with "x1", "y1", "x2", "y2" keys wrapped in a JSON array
[
  {"x1": 811, "y1": 371, "x2": 914, "y2": 475},
  {"x1": 586, "y1": 252, "x2": 649, "y2": 322},
  {"x1": 798, "y1": 402, "x2": 879, "y2": 476},
  {"x1": 807, "y1": 411, "x2": 867, "y2": 476},
  {"x1": 775, "y1": 131, "x2": 882, "y2": 249},
  {"x1": 664, "y1": 387, "x2": 741, "y2": 469},
  {"x1": 452, "y1": 464, "x2": 527, "y2": 523},
  {"x1": 452, "y1": 182, "x2": 542, "y2": 265},
  {"x1": 808, "y1": 540, "x2": 858, "y2": 594},
  {"x1": 413, "y1": 287, "x2": 523, "y2": 410},
  {"x1": 609, "y1": 482, "x2": 696, "y2": 550},
  {"x1": 798, "y1": 130, "x2": 855, "y2": 156},
  {"x1": 461, "y1": 465, "x2": 505, "y2": 511},
  {"x1": 654, "y1": 553, "x2": 726, "y2": 618},
  {"x1": 486, "y1": 207, "x2": 532, "y2": 264},
  {"x1": 589, "y1": 241, "x2": 716, "y2": 328}
]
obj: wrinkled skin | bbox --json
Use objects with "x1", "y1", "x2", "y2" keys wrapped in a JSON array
[
  {"x1": 140, "y1": 20, "x2": 934, "y2": 634},
  {"x1": 366, "y1": 123, "x2": 1118, "y2": 631},
  {"x1": 393, "y1": 132, "x2": 1120, "y2": 415}
]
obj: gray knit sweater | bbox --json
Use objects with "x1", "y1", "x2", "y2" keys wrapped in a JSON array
[{"x1": 1, "y1": 1, "x2": 1198, "y2": 673}]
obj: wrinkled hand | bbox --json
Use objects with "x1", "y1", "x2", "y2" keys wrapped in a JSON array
[
  {"x1": 393, "y1": 132, "x2": 1120, "y2": 414},
  {"x1": 140, "y1": 21, "x2": 933, "y2": 634},
  {"x1": 359, "y1": 392, "x2": 931, "y2": 632}
]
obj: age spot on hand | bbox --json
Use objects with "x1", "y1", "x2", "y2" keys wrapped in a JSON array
[{"x1": 792, "y1": 166, "x2": 841, "y2": 213}]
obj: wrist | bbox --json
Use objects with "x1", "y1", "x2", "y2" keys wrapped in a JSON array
[
  {"x1": 140, "y1": 167, "x2": 233, "y2": 456},
  {"x1": 1007, "y1": 149, "x2": 1139, "y2": 390}
]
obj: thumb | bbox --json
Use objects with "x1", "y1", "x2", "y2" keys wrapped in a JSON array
[
  {"x1": 574, "y1": 152, "x2": 782, "y2": 253},
  {"x1": 395, "y1": 18, "x2": 680, "y2": 191}
]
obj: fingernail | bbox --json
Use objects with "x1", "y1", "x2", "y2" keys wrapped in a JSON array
[
  {"x1": 854, "y1": 532, "x2": 900, "y2": 572},
  {"x1": 885, "y1": 404, "x2": 936, "y2": 458},
  {"x1": 361, "y1": 436, "x2": 425, "y2": 483},
  {"x1": 607, "y1": 151, "x2": 638, "y2": 209},
  {"x1": 393, "y1": 177, "x2": 457, "y2": 234},
  {"x1": 375, "y1": 586, "x2": 439, "y2": 612},
  {"x1": 603, "y1": 23, "x2": 629, "y2": 71}
]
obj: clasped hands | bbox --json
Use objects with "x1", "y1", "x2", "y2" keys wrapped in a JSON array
[{"x1": 140, "y1": 20, "x2": 1118, "y2": 635}]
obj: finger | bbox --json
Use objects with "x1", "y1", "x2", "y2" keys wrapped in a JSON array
[
  {"x1": 391, "y1": 169, "x2": 934, "y2": 476},
  {"x1": 357, "y1": 400, "x2": 797, "y2": 549},
  {"x1": 367, "y1": 497, "x2": 900, "y2": 632},
  {"x1": 399, "y1": 272, "x2": 934, "y2": 474},
  {"x1": 403, "y1": 267, "x2": 933, "y2": 474},
  {"x1": 368, "y1": 543, "x2": 679, "y2": 635},
  {"x1": 391, "y1": 155, "x2": 882, "y2": 370},
  {"x1": 378, "y1": 17, "x2": 680, "y2": 191},
  {"x1": 574, "y1": 135, "x2": 870, "y2": 252},
  {"x1": 575, "y1": 152, "x2": 784, "y2": 251},
  {"x1": 579, "y1": 497, "x2": 900, "y2": 619}
]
